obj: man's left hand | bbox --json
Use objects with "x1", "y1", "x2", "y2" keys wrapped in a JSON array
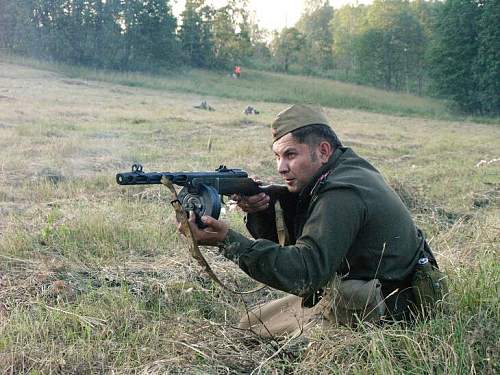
[{"x1": 179, "y1": 211, "x2": 229, "y2": 246}]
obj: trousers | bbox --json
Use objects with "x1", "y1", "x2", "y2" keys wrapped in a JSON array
[{"x1": 239, "y1": 278, "x2": 388, "y2": 338}]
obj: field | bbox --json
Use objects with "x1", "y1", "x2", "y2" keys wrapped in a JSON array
[{"x1": 0, "y1": 56, "x2": 498, "y2": 374}]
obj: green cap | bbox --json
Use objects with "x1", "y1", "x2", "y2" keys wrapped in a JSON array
[{"x1": 271, "y1": 104, "x2": 331, "y2": 142}]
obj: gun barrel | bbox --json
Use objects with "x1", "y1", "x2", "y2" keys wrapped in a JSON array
[
  {"x1": 116, "y1": 167, "x2": 249, "y2": 186},
  {"x1": 116, "y1": 171, "x2": 165, "y2": 185}
]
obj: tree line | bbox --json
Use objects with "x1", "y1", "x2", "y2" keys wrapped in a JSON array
[{"x1": 0, "y1": 0, "x2": 498, "y2": 115}]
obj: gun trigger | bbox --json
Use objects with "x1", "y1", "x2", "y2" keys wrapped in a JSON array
[{"x1": 220, "y1": 195, "x2": 225, "y2": 204}]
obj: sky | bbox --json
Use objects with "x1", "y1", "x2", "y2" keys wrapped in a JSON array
[{"x1": 172, "y1": 0, "x2": 372, "y2": 32}]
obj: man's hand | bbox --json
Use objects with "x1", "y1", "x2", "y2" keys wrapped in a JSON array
[
  {"x1": 232, "y1": 192, "x2": 270, "y2": 213},
  {"x1": 179, "y1": 211, "x2": 229, "y2": 246}
]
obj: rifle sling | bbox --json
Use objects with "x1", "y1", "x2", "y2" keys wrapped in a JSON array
[{"x1": 161, "y1": 176, "x2": 264, "y2": 295}]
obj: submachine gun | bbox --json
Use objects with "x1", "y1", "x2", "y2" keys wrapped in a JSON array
[{"x1": 116, "y1": 164, "x2": 287, "y2": 227}]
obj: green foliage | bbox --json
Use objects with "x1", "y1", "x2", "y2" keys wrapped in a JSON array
[
  {"x1": 211, "y1": 0, "x2": 253, "y2": 68},
  {"x1": 346, "y1": 1, "x2": 427, "y2": 92},
  {"x1": 0, "y1": 0, "x2": 497, "y2": 115},
  {"x1": 474, "y1": 0, "x2": 500, "y2": 115},
  {"x1": 331, "y1": 5, "x2": 368, "y2": 78},
  {"x1": 179, "y1": 0, "x2": 215, "y2": 68},
  {"x1": 122, "y1": 0, "x2": 179, "y2": 69},
  {"x1": 271, "y1": 27, "x2": 305, "y2": 73},
  {"x1": 428, "y1": 0, "x2": 499, "y2": 115},
  {"x1": 0, "y1": 0, "x2": 180, "y2": 70},
  {"x1": 296, "y1": 1, "x2": 335, "y2": 70},
  {"x1": 428, "y1": 0, "x2": 482, "y2": 113}
]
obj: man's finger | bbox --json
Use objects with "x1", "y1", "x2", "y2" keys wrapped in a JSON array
[
  {"x1": 250, "y1": 175, "x2": 263, "y2": 185},
  {"x1": 245, "y1": 193, "x2": 269, "y2": 204},
  {"x1": 200, "y1": 215, "x2": 224, "y2": 231},
  {"x1": 230, "y1": 193, "x2": 242, "y2": 202},
  {"x1": 243, "y1": 194, "x2": 270, "y2": 208}
]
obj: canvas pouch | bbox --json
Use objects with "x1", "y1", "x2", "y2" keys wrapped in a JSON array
[
  {"x1": 411, "y1": 259, "x2": 449, "y2": 315},
  {"x1": 321, "y1": 278, "x2": 387, "y2": 326}
]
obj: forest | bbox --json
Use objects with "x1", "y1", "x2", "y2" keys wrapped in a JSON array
[{"x1": 0, "y1": 0, "x2": 498, "y2": 115}]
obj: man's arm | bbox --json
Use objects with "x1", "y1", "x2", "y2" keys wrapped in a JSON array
[{"x1": 187, "y1": 188, "x2": 367, "y2": 297}]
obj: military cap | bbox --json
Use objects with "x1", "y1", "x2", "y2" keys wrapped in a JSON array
[{"x1": 271, "y1": 104, "x2": 331, "y2": 142}]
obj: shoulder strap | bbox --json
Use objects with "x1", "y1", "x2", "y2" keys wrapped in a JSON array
[{"x1": 274, "y1": 200, "x2": 287, "y2": 246}]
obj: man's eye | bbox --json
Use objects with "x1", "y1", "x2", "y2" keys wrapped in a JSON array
[{"x1": 287, "y1": 153, "x2": 296, "y2": 159}]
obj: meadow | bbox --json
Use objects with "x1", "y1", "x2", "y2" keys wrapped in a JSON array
[{"x1": 0, "y1": 56, "x2": 498, "y2": 374}]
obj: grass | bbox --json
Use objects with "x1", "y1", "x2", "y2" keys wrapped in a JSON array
[
  {"x1": 1, "y1": 53, "x2": 456, "y2": 120},
  {"x1": 0, "y1": 55, "x2": 499, "y2": 374}
]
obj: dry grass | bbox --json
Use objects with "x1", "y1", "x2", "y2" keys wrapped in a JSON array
[{"x1": 0, "y1": 58, "x2": 499, "y2": 374}]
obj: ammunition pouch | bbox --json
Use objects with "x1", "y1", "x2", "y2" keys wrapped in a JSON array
[
  {"x1": 411, "y1": 229, "x2": 449, "y2": 315},
  {"x1": 411, "y1": 262, "x2": 449, "y2": 315}
]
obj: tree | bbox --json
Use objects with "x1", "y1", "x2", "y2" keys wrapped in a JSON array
[
  {"x1": 428, "y1": 0, "x2": 481, "y2": 113},
  {"x1": 92, "y1": 0, "x2": 127, "y2": 69},
  {"x1": 474, "y1": 0, "x2": 500, "y2": 115},
  {"x1": 0, "y1": 0, "x2": 45, "y2": 55},
  {"x1": 332, "y1": 4, "x2": 368, "y2": 78},
  {"x1": 271, "y1": 27, "x2": 305, "y2": 73},
  {"x1": 209, "y1": 0, "x2": 252, "y2": 68},
  {"x1": 354, "y1": 0, "x2": 426, "y2": 91},
  {"x1": 296, "y1": 0, "x2": 334, "y2": 70},
  {"x1": 122, "y1": 0, "x2": 179, "y2": 69},
  {"x1": 179, "y1": 0, "x2": 214, "y2": 67}
]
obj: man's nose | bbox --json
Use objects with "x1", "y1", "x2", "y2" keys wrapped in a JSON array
[{"x1": 277, "y1": 158, "x2": 289, "y2": 174}]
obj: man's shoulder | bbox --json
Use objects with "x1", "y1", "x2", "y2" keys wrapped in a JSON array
[
  {"x1": 323, "y1": 148, "x2": 381, "y2": 188},
  {"x1": 309, "y1": 148, "x2": 397, "y2": 213}
]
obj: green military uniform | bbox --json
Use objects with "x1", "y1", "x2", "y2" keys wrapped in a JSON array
[
  {"x1": 218, "y1": 104, "x2": 438, "y2": 336},
  {"x1": 222, "y1": 146, "x2": 425, "y2": 319}
]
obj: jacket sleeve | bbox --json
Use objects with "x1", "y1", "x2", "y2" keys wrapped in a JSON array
[{"x1": 222, "y1": 188, "x2": 367, "y2": 296}]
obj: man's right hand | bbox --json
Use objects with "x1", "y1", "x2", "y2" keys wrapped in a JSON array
[{"x1": 232, "y1": 192, "x2": 270, "y2": 213}]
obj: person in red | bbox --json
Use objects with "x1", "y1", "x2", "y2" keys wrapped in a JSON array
[{"x1": 233, "y1": 65, "x2": 241, "y2": 78}]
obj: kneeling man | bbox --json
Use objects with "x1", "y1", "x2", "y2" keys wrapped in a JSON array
[{"x1": 184, "y1": 104, "x2": 444, "y2": 338}]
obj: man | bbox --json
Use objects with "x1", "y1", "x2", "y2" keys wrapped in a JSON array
[
  {"x1": 184, "y1": 104, "x2": 442, "y2": 338},
  {"x1": 233, "y1": 65, "x2": 241, "y2": 78}
]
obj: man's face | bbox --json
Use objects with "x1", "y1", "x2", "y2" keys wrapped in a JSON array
[{"x1": 272, "y1": 133, "x2": 324, "y2": 193}]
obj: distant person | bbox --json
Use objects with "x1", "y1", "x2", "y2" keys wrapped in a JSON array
[
  {"x1": 243, "y1": 105, "x2": 259, "y2": 115},
  {"x1": 180, "y1": 104, "x2": 447, "y2": 338},
  {"x1": 233, "y1": 65, "x2": 241, "y2": 79}
]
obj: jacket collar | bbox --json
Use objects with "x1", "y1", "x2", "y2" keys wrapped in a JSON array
[{"x1": 298, "y1": 147, "x2": 346, "y2": 199}]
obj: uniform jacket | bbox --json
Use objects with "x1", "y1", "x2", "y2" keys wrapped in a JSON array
[{"x1": 222, "y1": 147, "x2": 423, "y2": 299}]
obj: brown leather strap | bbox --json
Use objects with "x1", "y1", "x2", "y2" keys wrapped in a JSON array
[
  {"x1": 162, "y1": 176, "x2": 264, "y2": 295},
  {"x1": 274, "y1": 200, "x2": 286, "y2": 246}
]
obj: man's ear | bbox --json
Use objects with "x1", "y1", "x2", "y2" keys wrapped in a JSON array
[{"x1": 317, "y1": 141, "x2": 333, "y2": 163}]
